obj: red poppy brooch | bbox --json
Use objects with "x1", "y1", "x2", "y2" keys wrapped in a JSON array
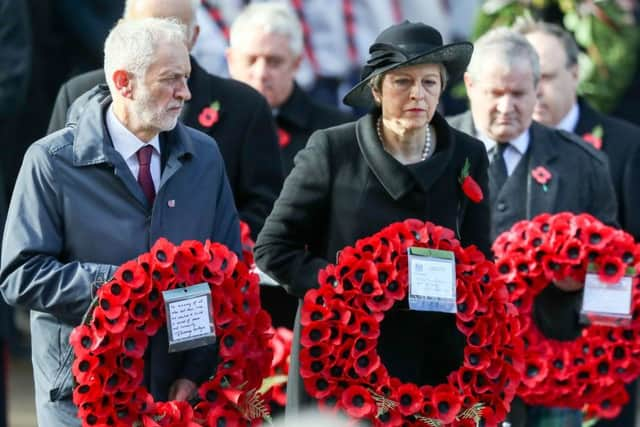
[
  {"x1": 277, "y1": 128, "x2": 291, "y2": 149},
  {"x1": 493, "y1": 212, "x2": 640, "y2": 420},
  {"x1": 300, "y1": 219, "x2": 524, "y2": 426},
  {"x1": 198, "y1": 101, "x2": 221, "y2": 128},
  {"x1": 70, "y1": 238, "x2": 274, "y2": 426},
  {"x1": 531, "y1": 166, "x2": 552, "y2": 192},
  {"x1": 459, "y1": 159, "x2": 483, "y2": 203},
  {"x1": 582, "y1": 125, "x2": 604, "y2": 150}
]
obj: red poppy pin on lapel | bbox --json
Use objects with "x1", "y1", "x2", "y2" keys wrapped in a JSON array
[
  {"x1": 198, "y1": 101, "x2": 221, "y2": 128},
  {"x1": 459, "y1": 158, "x2": 483, "y2": 203},
  {"x1": 277, "y1": 128, "x2": 291, "y2": 148},
  {"x1": 531, "y1": 166, "x2": 552, "y2": 192},
  {"x1": 582, "y1": 125, "x2": 604, "y2": 150}
]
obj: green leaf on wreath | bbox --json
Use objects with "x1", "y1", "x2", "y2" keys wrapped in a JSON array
[{"x1": 258, "y1": 374, "x2": 288, "y2": 395}]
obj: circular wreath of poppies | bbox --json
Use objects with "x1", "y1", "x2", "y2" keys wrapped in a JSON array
[
  {"x1": 492, "y1": 212, "x2": 640, "y2": 419},
  {"x1": 300, "y1": 219, "x2": 524, "y2": 427},
  {"x1": 69, "y1": 238, "x2": 274, "y2": 427}
]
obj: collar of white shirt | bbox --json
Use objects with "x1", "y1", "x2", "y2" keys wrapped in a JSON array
[
  {"x1": 477, "y1": 128, "x2": 530, "y2": 176},
  {"x1": 556, "y1": 102, "x2": 580, "y2": 133},
  {"x1": 106, "y1": 104, "x2": 161, "y2": 160}
]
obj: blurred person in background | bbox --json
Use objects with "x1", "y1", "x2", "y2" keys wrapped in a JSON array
[
  {"x1": 449, "y1": 27, "x2": 618, "y2": 427},
  {"x1": 514, "y1": 19, "x2": 640, "y2": 427},
  {"x1": 48, "y1": 0, "x2": 282, "y2": 240}
]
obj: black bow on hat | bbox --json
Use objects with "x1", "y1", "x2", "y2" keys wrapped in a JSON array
[{"x1": 343, "y1": 21, "x2": 473, "y2": 108}]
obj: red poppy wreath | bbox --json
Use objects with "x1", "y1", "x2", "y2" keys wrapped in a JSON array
[
  {"x1": 300, "y1": 219, "x2": 524, "y2": 427},
  {"x1": 492, "y1": 212, "x2": 640, "y2": 419},
  {"x1": 69, "y1": 238, "x2": 274, "y2": 427}
]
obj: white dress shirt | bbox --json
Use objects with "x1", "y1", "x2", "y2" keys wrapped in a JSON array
[
  {"x1": 106, "y1": 105, "x2": 161, "y2": 191},
  {"x1": 477, "y1": 129, "x2": 530, "y2": 176}
]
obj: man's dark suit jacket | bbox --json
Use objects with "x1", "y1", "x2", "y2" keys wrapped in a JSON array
[
  {"x1": 449, "y1": 111, "x2": 619, "y2": 427},
  {"x1": 574, "y1": 98, "x2": 640, "y2": 240},
  {"x1": 48, "y1": 58, "x2": 283, "y2": 239},
  {"x1": 276, "y1": 84, "x2": 353, "y2": 176}
]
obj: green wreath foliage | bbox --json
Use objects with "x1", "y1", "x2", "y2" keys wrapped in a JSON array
[{"x1": 472, "y1": 0, "x2": 640, "y2": 113}]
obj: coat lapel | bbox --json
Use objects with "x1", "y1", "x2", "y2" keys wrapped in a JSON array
[
  {"x1": 357, "y1": 112, "x2": 455, "y2": 200},
  {"x1": 527, "y1": 122, "x2": 560, "y2": 217},
  {"x1": 357, "y1": 114, "x2": 415, "y2": 200}
]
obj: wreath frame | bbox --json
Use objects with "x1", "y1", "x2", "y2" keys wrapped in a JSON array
[
  {"x1": 299, "y1": 219, "x2": 525, "y2": 427},
  {"x1": 70, "y1": 238, "x2": 274, "y2": 427},
  {"x1": 493, "y1": 212, "x2": 640, "y2": 419}
]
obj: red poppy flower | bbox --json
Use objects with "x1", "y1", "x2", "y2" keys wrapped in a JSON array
[
  {"x1": 114, "y1": 261, "x2": 147, "y2": 290},
  {"x1": 598, "y1": 255, "x2": 626, "y2": 284},
  {"x1": 149, "y1": 238, "x2": 177, "y2": 269},
  {"x1": 122, "y1": 329, "x2": 148, "y2": 359},
  {"x1": 277, "y1": 128, "x2": 291, "y2": 148},
  {"x1": 198, "y1": 102, "x2": 220, "y2": 128},
  {"x1": 301, "y1": 323, "x2": 332, "y2": 347},
  {"x1": 341, "y1": 385, "x2": 376, "y2": 419},
  {"x1": 301, "y1": 303, "x2": 332, "y2": 326},
  {"x1": 72, "y1": 353, "x2": 100, "y2": 384},
  {"x1": 521, "y1": 355, "x2": 548, "y2": 389},
  {"x1": 461, "y1": 176, "x2": 483, "y2": 203},
  {"x1": 73, "y1": 376, "x2": 104, "y2": 407},
  {"x1": 219, "y1": 330, "x2": 248, "y2": 360},
  {"x1": 70, "y1": 325, "x2": 95, "y2": 355},
  {"x1": 352, "y1": 349, "x2": 380, "y2": 378},
  {"x1": 531, "y1": 166, "x2": 552, "y2": 185},
  {"x1": 582, "y1": 126, "x2": 603, "y2": 150},
  {"x1": 129, "y1": 299, "x2": 151, "y2": 323},
  {"x1": 395, "y1": 383, "x2": 422, "y2": 416},
  {"x1": 431, "y1": 384, "x2": 462, "y2": 424}
]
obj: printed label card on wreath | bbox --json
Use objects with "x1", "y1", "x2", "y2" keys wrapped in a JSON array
[
  {"x1": 407, "y1": 247, "x2": 456, "y2": 313},
  {"x1": 581, "y1": 263, "x2": 635, "y2": 327},
  {"x1": 163, "y1": 282, "x2": 216, "y2": 352}
]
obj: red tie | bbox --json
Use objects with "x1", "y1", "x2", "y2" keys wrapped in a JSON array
[{"x1": 136, "y1": 145, "x2": 156, "y2": 205}]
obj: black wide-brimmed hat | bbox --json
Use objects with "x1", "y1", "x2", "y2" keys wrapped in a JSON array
[{"x1": 343, "y1": 21, "x2": 473, "y2": 108}]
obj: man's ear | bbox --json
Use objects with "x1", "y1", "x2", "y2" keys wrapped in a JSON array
[
  {"x1": 112, "y1": 70, "x2": 134, "y2": 99},
  {"x1": 463, "y1": 72, "x2": 473, "y2": 92},
  {"x1": 188, "y1": 24, "x2": 200, "y2": 51}
]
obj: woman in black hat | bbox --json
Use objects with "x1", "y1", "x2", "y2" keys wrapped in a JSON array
[{"x1": 255, "y1": 21, "x2": 490, "y2": 417}]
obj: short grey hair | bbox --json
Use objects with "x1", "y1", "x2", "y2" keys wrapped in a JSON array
[
  {"x1": 104, "y1": 17, "x2": 188, "y2": 92},
  {"x1": 368, "y1": 63, "x2": 449, "y2": 97},
  {"x1": 512, "y1": 18, "x2": 579, "y2": 67},
  {"x1": 123, "y1": 0, "x2": 199, "y2": 40},
  {"x1": 467, "y1": 27, "x2": 540, "y2": 87},
  {"x1": 229, "y1": 2, "x2": 303, "y2": 57}
]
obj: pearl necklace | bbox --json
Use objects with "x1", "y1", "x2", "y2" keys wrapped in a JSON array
[{"x1": 376, "y1": 117, "x2": 432, "y2": 161}]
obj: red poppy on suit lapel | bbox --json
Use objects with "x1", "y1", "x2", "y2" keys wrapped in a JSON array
[
  {"x1": 582, "y1": 125, "x2": 604, "y2": 150},
  {"x1": 458, "y1": 158, "x2": 484, "y2": 203},
  {"x1": 198, "y1": 101, "x2": 221, "y2": 128},
  {"x1": 531, "y1": 166, "x2": 552, "y2": 192},
  {"x1": 277, "y1": 128, "x2": 291, "y2": 148}
]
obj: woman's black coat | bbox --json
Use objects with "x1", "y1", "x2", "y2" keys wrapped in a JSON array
[{"x1": 255, "y1": 111, "x2": 491, "y2": 415}]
